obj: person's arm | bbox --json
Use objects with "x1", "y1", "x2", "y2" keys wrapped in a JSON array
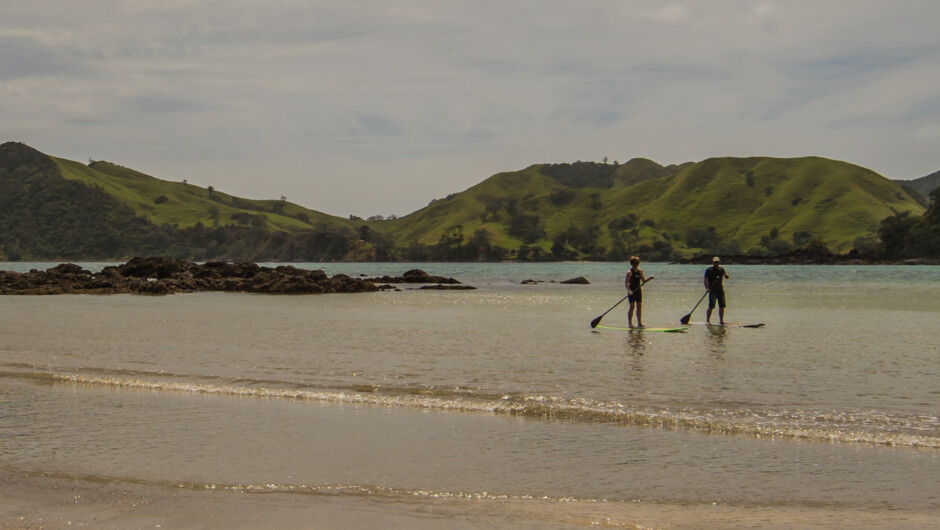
[
  {"x1": 704, "y1": 272, "x2": 711, "y2": 291},
  {"x1": 625, "y1": 270, "x2": 633, "y2": 294},
  {"x1": 723, "y1": 268, "x2": 730, "y2": 279}
]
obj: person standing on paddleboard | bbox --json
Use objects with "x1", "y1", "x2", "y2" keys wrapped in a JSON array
[
  {"x1": 625, "y1": 256, "x2": 654, "y2": 328},
  {"x1": 704, "y1": 256, "x2": 730, "y2": 325}
]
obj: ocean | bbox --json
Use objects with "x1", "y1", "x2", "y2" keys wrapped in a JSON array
[{"x1": 1, "y1": 262, "x2": 938, "y2": 528}]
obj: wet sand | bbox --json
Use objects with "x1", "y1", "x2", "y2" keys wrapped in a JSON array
[{"x1": 2, "y1": 470, "x2": 938, "y2": 529}]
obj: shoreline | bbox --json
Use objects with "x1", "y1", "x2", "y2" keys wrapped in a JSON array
[
  {"x1": 674, "y1": 252, "x2": 940, "y2": 266},
  {"x1": 2, "y1": 470, "x2": 937, "y2": 529},
  {"x1": 3, "y1": 256, "x2": 938, "y2": 268}
]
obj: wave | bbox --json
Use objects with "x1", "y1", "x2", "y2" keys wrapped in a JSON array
[
  {"x1": 0, "y1": 465, "x2": 626, "y2": 513},
  {"x1": 8, "y1": 465, "x2": 937, "y2": 529},
  {"x1": 2, "y1": 368, "x2": 937, "y2": 450}
]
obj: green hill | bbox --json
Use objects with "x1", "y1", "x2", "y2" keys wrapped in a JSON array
[
  {"x1": 56, "y1": 157, "x2": 353, "y2": 232},
  {"x1": 0, "y1": 141, "x2": 930, "y2": 261},
  {"x1": 896, "y1": 170, "x2": 940, "y2": 204},
  {"x1": 379, "y1": 157, "x2": 925, "y2": 258},
  {"x1": 624, "y1": 156, "x2": 925, "y2": 253},
  {"x1": 0, "y1": 142, "x2": 364, "y2": 261}
]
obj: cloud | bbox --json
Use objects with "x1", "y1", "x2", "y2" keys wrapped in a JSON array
[
  {"x1": 636, "y1": 5, "x2": 690, "y2": 23},
  {"x1": 915, "y1": 123, "x2": 940, "y2": 141},
  {"x1": 0, "y1": 35, "x2": 87, "y2": 81},
  {"x1": 2, "y1": 1, "x2": 940, "y2": 216},
  {"x1": 123, "y1": 94, "x2": 222, "y2": 115}
]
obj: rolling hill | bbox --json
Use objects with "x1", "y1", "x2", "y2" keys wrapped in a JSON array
[
  {"x1": 56, "y1": 156, "x2": 356, "y2": 232},
  {"x1": 0, "y1": 142, "x2": 364, "y2": 261},
  {"x1": 0, "y1": 141, "x2": 931, "y2": 261},
  {"x1": 897, "y1": 170, "x2": 940, "y2": 203},
  {"x1": 380, "y1": 156, "x2": 925, "y2": 257}
]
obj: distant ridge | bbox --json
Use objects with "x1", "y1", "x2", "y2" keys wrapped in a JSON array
[
  {"x1": 534, "y1": 158, "x2": 678, "y2": 189},
  {"x1": 382, "y1": 155, "x2": 924, "y2": 258},
  {"x1": 897, "y1": 170, "x2": 940, "y2": 202},
  {"x1": 0, "y1": 141, "x2": 931, "y2": 261}
]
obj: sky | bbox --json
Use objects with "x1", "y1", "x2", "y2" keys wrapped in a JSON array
[{"x1": 3, "y1": 1, "x2": 940, "y2": 218}]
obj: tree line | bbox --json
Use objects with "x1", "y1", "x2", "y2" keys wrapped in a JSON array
[{"x1": 875, "y1": 188, "x2": 940, "y2": 259}]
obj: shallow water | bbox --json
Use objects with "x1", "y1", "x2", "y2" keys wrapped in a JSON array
[{"x1": 1, "y1": 262, "x2": 938, "y2": 525}]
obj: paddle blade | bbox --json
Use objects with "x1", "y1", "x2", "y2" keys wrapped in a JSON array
[
  {"x1": 679, "y1": 313, "x2": 692, "y2": 325},
  {"x1": 590, "y1": 316, "x2": 603, "y2": 328}
]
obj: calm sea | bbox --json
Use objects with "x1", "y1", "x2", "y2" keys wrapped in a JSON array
[{"x1": 1, "y1": 262, "x2": 938, "y2": 527}]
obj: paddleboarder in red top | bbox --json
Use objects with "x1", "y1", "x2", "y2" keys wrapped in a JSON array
[
  {"x1": 625, "y1": 256, "x2": 654, "y2": 328},
  {"x1": 704, "y1": 256, "x2": 730, "y2": 325}
]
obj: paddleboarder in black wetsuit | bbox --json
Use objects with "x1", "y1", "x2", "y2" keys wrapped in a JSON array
[
  {"x1": 704, "y1": 256, "x2": 730, "y2": 325},
  {"x1": 625, "y1": 256, "x2": 654, "y2": 328}
]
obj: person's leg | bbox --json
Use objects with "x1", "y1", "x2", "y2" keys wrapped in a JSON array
[
  {"x1": 718, "y1": 290, "x2": 727, "y2": 325},
  {"x1": 706, "y1": 294, "x2": 716, "y2": 323},
  {"x1": 627, "y1": 301, "x2": 636, "y2": 327},
  {"x1": 636, "y1": 302, "x2": 643, "y2": 327}
]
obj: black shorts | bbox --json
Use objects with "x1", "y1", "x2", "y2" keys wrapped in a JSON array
[
  {"x1": 628, "y1": 289, "x2": 642, "y2": 303},
  {"x1": 708, "y1": 288, "x2": 726, "y2": 309}
]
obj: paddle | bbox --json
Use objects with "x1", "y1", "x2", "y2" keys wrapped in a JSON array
[
  {"x1": 680, "y1": 278, "x2": 718, "y2": 324},
  {"x1": 590, "y1": 279, "x2": 651, "y2": 328}
]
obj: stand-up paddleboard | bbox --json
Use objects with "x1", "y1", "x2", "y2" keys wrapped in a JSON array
[
  {"x1": 687, "y1": 322, "x2": 765, "y2": 328},
  {"x1": 594, "y1": 325, "x2": 688, "y2": 333}
]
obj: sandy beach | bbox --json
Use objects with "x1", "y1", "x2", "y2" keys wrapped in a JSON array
[{"x1": 3, "y1": 469, "x2": 939, "y2": 529}]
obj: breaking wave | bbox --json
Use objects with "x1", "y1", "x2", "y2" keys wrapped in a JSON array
[
  {"x1": 2, "y1": 367, "x2": 937, "y2": 450},
  {"x1": 0, "y1": 371, "x2": 924, "y2": 449}
]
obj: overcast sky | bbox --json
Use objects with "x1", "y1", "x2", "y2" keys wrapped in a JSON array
[{"x1": 3, "y1": 1, "x2": 939, "y2": 217}]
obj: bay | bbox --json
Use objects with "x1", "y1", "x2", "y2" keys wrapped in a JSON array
[{"x1": 1, "y1": 262, "x2": 938, "y2": 528}]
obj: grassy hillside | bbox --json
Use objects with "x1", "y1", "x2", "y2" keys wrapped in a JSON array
[
  {"x1": 382, "y1": 159, "x2": 682, "y2": 253},
  {"x1": 1, "y1": 142, "x2": 153, "y2": 260},
  {"x1": 2, "y1": 141, "x2": 929, "y2": 261},
  {"x1": 898, "y1": 170, "x2": 940, "y2": 201},
  {"x1": 386, "y1": 166, "x2": 566, "y2": 249},
  {"x1": 55, "y1": 158, "x2": 357, "y2": 232},
  {"x1": 1, "y1": 142, "x2": 365, "y2": 261},
  {"x1": 612, "y1": 157, "x2": 679, "y2": 188},
  {"x1": 379, "y1": 157, "x2": 925, "y2": 258},
  {"x1": 634, "y1": 157, "x2": 922, "y2": 253}
]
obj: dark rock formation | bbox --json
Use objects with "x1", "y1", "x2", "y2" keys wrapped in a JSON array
[
  {"x1": 0, "y1": 259, "x2": 486, "y2": 295},
  {"x1": 417, "y1": 284, "x2": 477, "y2": 290},
  {"x1": 561, "y1": 276, "x2": 590, "y2": 284},
  {"x1": 365, "y1": 268, "x2": 461, "y2": 284},
  {"x1": 0, "y1": 257, "x2": 379, "y2": 295}
]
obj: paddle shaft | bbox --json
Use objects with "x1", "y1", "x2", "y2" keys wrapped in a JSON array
[
  {"x1": 590, "y1": 278, "x2": 650, "y2": 328},
  {"x1": 680, "y1": 277, "x2": 720, "y2": 324}
]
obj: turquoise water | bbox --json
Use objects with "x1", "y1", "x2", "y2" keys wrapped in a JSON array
[{"x1": 1, "y1": 262, "x2": 938, "y2": 526}]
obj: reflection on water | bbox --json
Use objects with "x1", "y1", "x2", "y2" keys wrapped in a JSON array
[
  {"x1": 705, "y1": 324, "x2": 729, "y2": 355},
  {"x1": 625, "y1": 332, "x2": 648, "y2": 357}
]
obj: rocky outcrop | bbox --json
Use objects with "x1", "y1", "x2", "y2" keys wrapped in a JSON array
[
  {"x1": 561, "y1": 276, "x2": 590, "y2": 284},
  {"x1": 418, "y1": 284, "x2": 476, "y2": 290},
  {"x1": 0, "y1": 257, "x2": 379, "y2": 295},
  {"x1": 364, "y1": 268, "x2": 461, "y2": 284}
]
